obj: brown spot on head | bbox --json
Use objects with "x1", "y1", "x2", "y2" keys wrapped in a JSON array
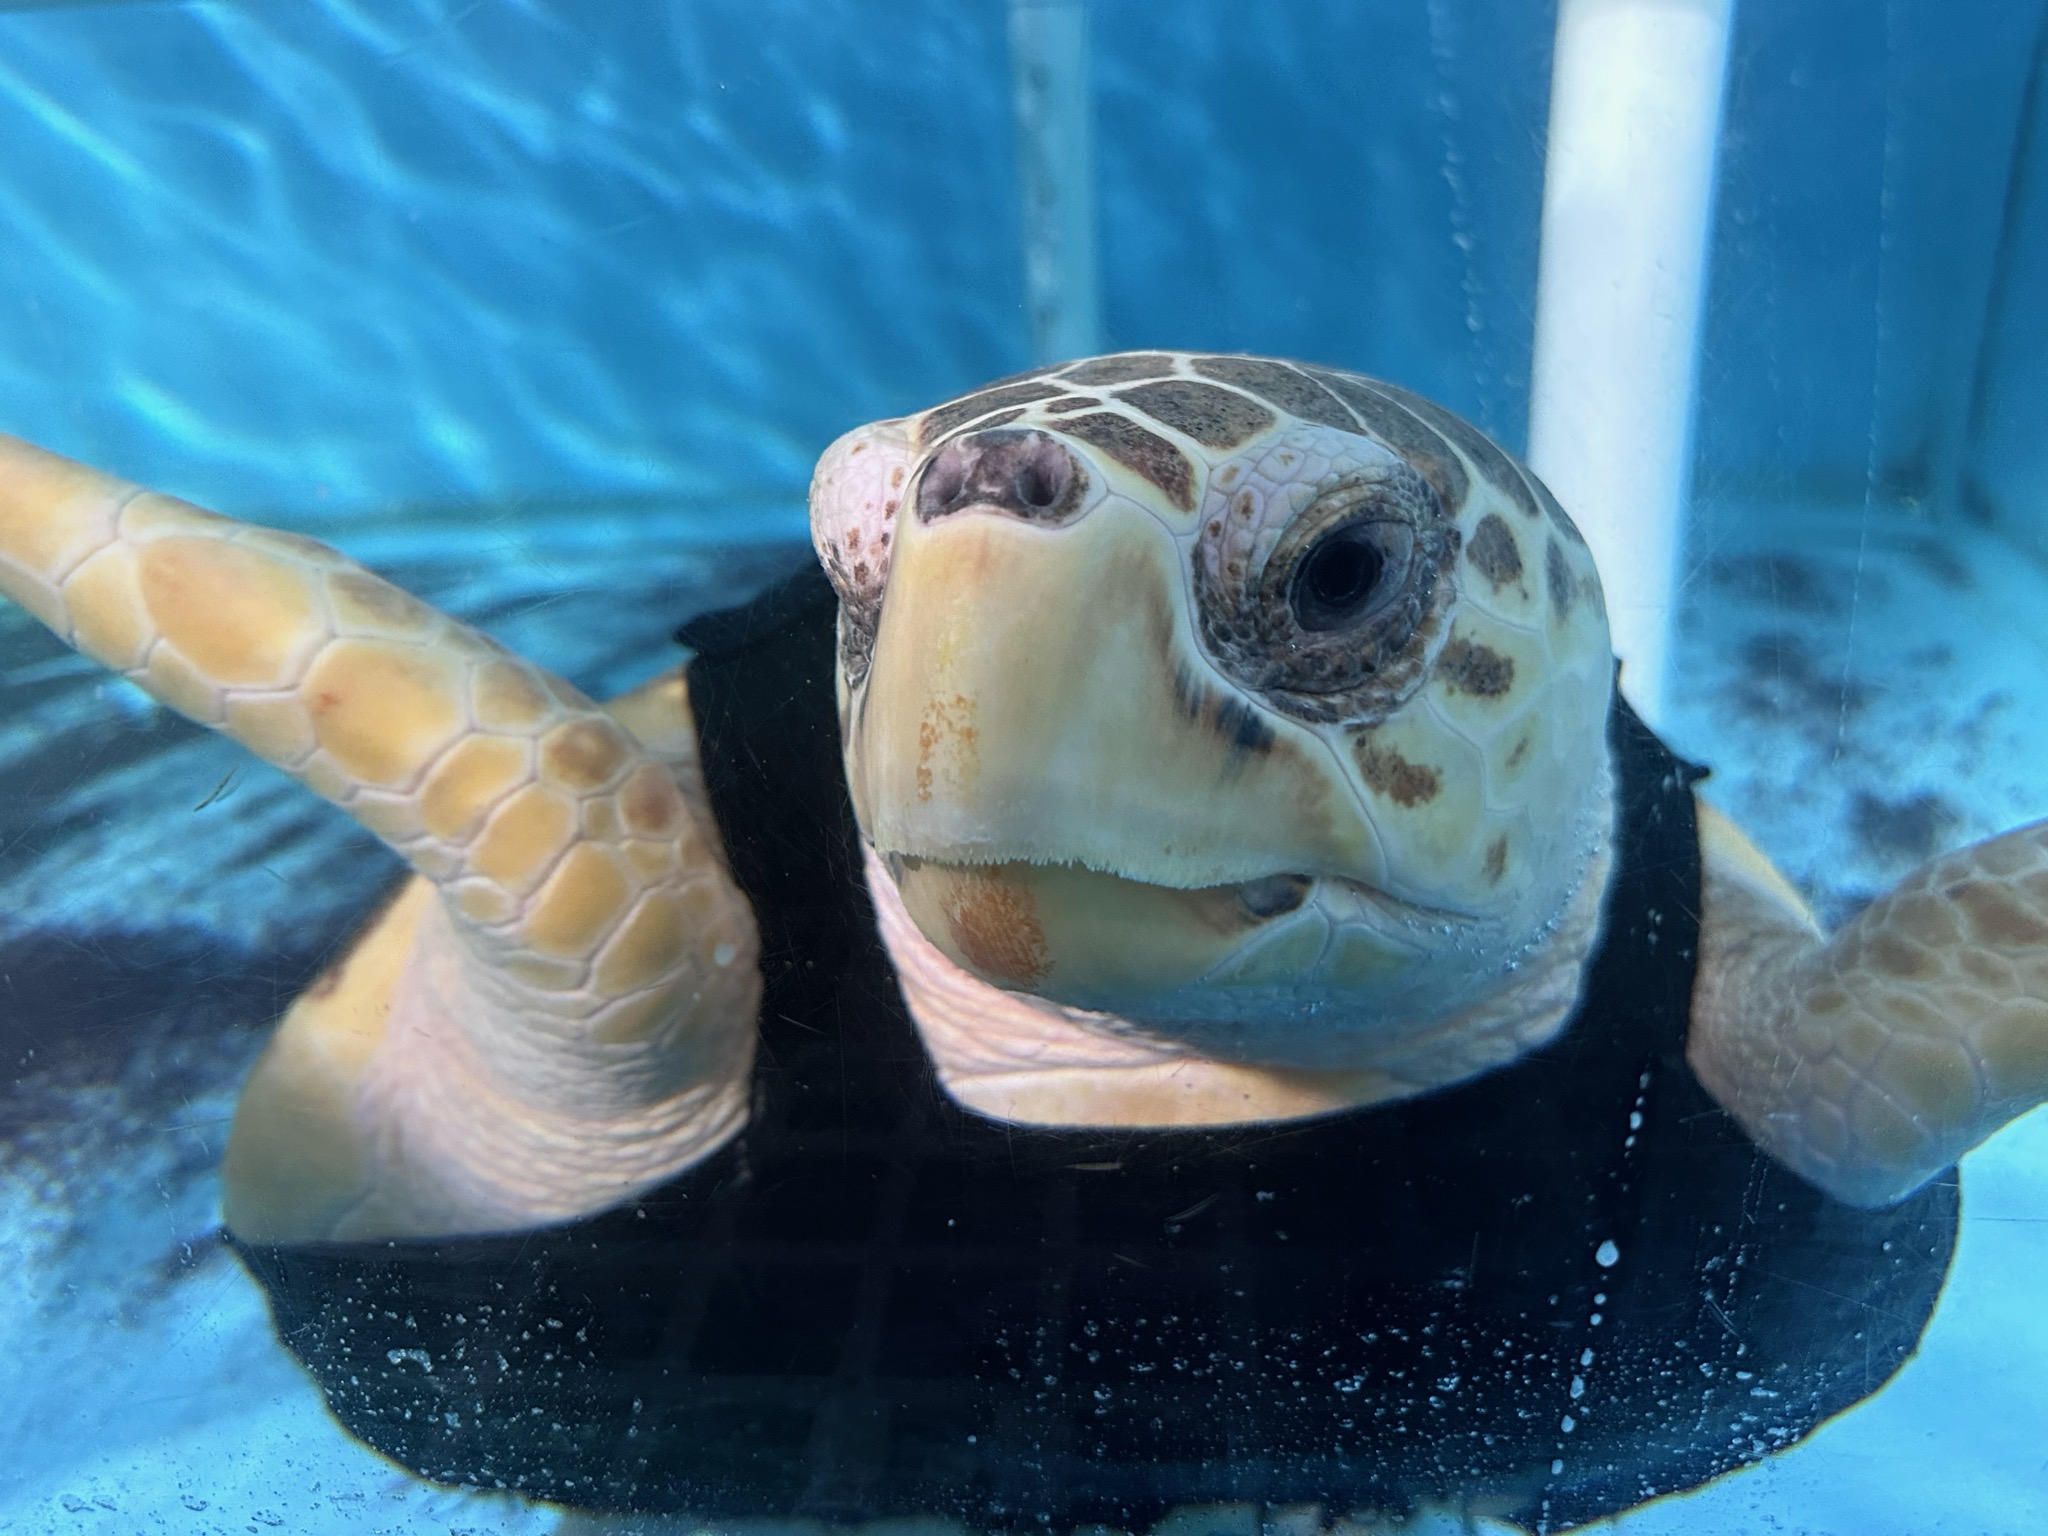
[
  {"x1": 1191, "y1": 355, "x2": 1362, "y2": 432},
  {"x1": 1057, "y1": 411, "x2": 1197, "y2": 512},
  {"x1": 1060, "y1": 353, "x2": 1177, "y2": 386},
  {"x1": 1464, "y1": 513, "x2": 1523, "y2": 590},
  {"x1": 1505, "y1": 732, "x2": 1532, "y2": 770},
  {"x1": 1354, "y1": 739, "x2": 1441, "y2": 807},
  {"x1": 1438, "y1": 636, "x2": 1515, "y2": 698},
  {"x1": 1302, "y1": 368, "x2": 1470, "y2": 513},
  {"x1": 1484, "y1": 835, "x2": 1508, "y2": 885},
  {"x1": 914, "y1": 693, "x2": 978, "y2": 805},
  {"x1": 916, "y1": 379, "x2": 1068, "y2": 447},
  {"x1": 1114, "y1": 379, "x2": 1277, "y2": 449},
  {"x1": 1546, "y1": 539, "x2": 1575, "y2": 621},
  {"x1": 1170, "y1": 662, "x2": 1277, "y2": 756}
]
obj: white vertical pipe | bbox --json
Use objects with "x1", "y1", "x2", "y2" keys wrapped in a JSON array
[
  {"x1": 1527, "y1": 0, "x2": 1735, "y2": 727},
  {"x1": 1009, "y1": 0, "x2": 1101, "y2": 365}
]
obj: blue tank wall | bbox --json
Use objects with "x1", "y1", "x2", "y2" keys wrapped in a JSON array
[
  {"x1": 1697, "y1": 0, "x2": 2043, "y2": 512},
  {"x1": 0, "y1": 0, "x2": 2040, "y2": 533},
  {"x1": 1969, "y1": 21, "x2": 2048, "y2": 551}
]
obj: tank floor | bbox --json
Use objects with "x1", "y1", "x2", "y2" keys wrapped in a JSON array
[{"x1": 0, "y1": 502, "x2": 2042, "y2": 1535}]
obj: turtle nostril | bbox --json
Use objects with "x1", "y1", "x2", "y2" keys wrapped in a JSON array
[
  {"x1": 1014, "y1": 464, "x2": 1052, "y2": 507},
  {"x1": 917, "y1": 443, "x2": 972, "y2": 520},
  {"x1": 915, "y1": 429, "x2": 1082, "y2": 524},
  {"x1": 1012, "y1": 439, "x2": 1070, "y2": 510}
]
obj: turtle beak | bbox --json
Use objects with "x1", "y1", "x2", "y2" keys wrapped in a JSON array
[
  {"x1": 848, "y1": 497, "x2": 1383, "y2": 889},
  {"x1": 844, "y1": 497, "x2": 1413, "y2": 1009}
]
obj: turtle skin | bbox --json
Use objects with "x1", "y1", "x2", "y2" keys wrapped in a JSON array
[{"x1": 234, "y1": 567, "x2": 1956, "y2": 1532}]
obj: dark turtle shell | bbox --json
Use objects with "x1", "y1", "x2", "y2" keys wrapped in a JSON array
[{"x1": 234, "y1": 567, "x2": 1956, "y2": 1531}]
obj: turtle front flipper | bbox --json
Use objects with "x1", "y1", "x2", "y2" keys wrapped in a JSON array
[
  {"x1": 0, "y1": 435, "x2": 760, "y2": 1243},
  {"x1": 1689, "y1": 800, "x2": 2048, "y2": 1206}
]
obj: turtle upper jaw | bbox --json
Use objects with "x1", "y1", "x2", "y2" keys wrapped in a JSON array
[{"x1": 845, "y1": 498, "x2": 1394, "y2": 894}]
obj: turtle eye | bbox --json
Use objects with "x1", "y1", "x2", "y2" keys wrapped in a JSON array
[
  {"x1": 1289, "y1": 520, "x2": 1414, "y2": 632},
  {"x1": 1193, "y1": 457, "x2": 1456, "y2": 727}
]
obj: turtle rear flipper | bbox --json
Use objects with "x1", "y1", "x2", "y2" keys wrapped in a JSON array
[
  {"x1": 0, "y1": 434, "x2": 761, "y2": 1243},
  {"x1": 1690, "y1": 801, "x2": 2048, "y2": 1206}
]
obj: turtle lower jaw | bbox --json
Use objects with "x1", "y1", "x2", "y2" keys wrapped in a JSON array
[
  {"x1": 879, "y1": 849, "x2": 1473, "y2": 1011},
  {"x1": 884, "y1": 850, "x2": 1317, "y2": 923}
]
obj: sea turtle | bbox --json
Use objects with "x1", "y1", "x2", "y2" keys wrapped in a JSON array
[{"x1": 1, "y1": 352, "x2": 2043, "y2": 1530}]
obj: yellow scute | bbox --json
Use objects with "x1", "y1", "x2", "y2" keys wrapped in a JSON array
[
  {"x1": 301, "y1": 638, "x2": 466, "y2": 788},
  {"x1": 139, "y1": 536, "x2": 324, "y2": 688}
]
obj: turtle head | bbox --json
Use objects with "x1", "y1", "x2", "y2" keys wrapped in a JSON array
[{"x1": 809, "y1": 354, "x2": 1614, "y2": 1072}]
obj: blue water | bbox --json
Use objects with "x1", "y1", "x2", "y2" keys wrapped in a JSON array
[
  {"x1": 1, "y1": 0, "x2": 2038, "y2": 522},
  {"x1": 1, "y1": 1, "x2": 2046, "y2": 1532}
]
